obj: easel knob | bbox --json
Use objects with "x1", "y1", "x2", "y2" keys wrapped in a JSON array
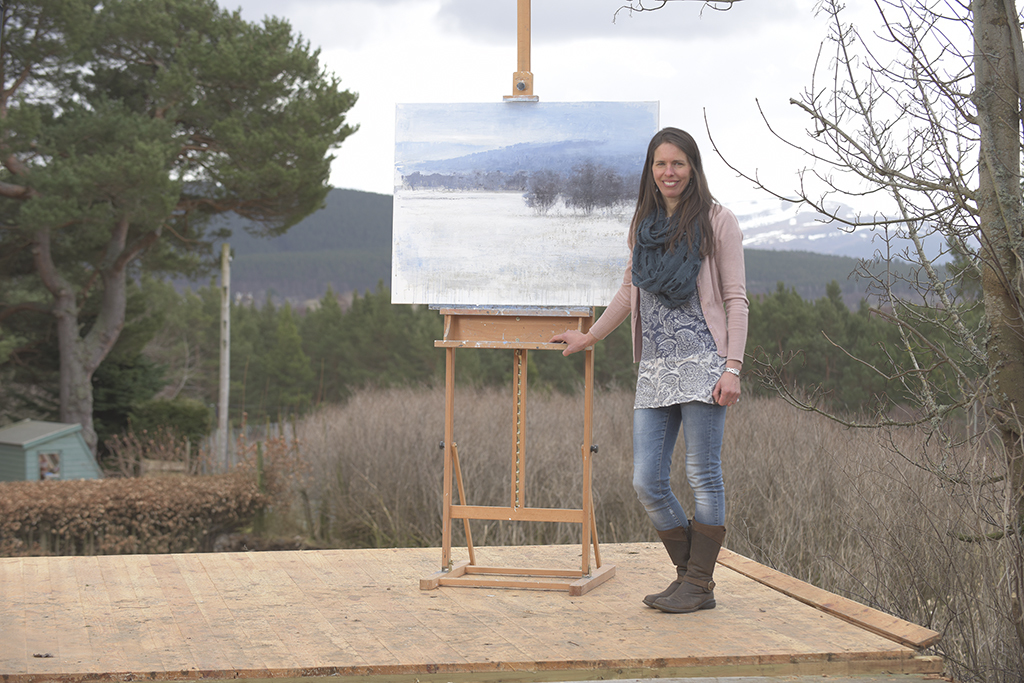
[{"x1": 513, "y1": 71, "x2": 533, "y2": 95}]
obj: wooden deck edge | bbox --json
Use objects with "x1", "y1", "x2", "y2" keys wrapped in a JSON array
[
  {"x1": 717, "y1": 548, "x2": 942, "y2": 650},
  {"x1": 0, "y1": 653, "x2": 945, "y2": 683}
]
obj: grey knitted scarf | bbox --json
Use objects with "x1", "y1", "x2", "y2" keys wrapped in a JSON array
[{"x1": 631, "y1": 209, "x2": 702, "y2": 309}]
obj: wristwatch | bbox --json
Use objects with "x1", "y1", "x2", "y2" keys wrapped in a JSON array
[{"x1": 724, "y1": 367, "x2": 740, "y2": 377}]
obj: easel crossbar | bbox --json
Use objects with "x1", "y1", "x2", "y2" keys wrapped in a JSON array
[
  {"x1": 450, "y1": 505, "x2": 584, "y2": 523},
  {"x1": 462, "y1": 565, "x2": 589, "y2": 577},
  {"x1": 422, "y1": 561, "x2": 617, "y2": 596}
]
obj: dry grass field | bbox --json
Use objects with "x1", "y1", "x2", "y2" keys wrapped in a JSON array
[{"x1": 262, "y1": 386, "x2": 1023, "y2": 683}]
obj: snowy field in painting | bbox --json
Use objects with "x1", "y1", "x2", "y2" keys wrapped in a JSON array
[{"x1": 392, "y1": 190, "x2": 631, "y2": 306}]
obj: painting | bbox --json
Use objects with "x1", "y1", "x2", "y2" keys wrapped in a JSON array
[{"x1": 391, "y1": 101, "x2": 659, "y2": 307}]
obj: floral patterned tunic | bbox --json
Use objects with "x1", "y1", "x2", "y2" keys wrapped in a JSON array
[{"x1": 634, "y1": 288, "x2": 726, "y2": 409}]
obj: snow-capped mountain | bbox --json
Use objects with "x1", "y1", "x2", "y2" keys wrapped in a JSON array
[{"x1": 729, "y1": 197, "x2": 946, "y2": 262}]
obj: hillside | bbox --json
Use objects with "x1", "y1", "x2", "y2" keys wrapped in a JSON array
[
  {"x1": 223, "y1": 189, "x2": 393, "y2": 303},
  {"x1": 205, "y1": 188, "x2": 913, "y2": 307}
]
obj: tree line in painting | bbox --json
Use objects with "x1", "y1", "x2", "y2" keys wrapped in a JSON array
[{"x1": 402, "y1": 161, "x2": 638, "y2": 215}]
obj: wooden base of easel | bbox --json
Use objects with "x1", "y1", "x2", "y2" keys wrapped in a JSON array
[
  {"x1": 421, "y1": 559, "x2": 616, "y2": 596},
  {"x1": 421, "y1": 307, "x2": 615, "y2": 594}
]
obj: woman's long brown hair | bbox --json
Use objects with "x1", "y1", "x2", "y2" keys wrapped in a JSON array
[{"x1": 628, "y1": 127, "x2": 716, "y2": 257}]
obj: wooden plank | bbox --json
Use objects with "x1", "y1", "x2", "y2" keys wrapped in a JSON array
[
  {"x1": 438, "y1": 307, "x2": 592, "y2": 318},
  {"x1": 442, "y1": 345, "x2": 455, "y2": 569},
  {"x1": 0, "y1": 544, "x2": 944, "y2": 683},
  {"x1": 209, "y1": 552, "x2": 303, "y2": 670},
  {"x1": 439, "y1": 576, "x2": 578, "y2": 590},
  {"x1": 0, "y1": 558, "x2": 27, "y2": 675},
  {"x1": 420, "y1": 560, "x2": 470, "y2": 590},
  {"x1": 569, "y1": 563, "x2": 616, "y2": 596},
  {"x1": 268, "y1": 552, "x2": 369, "y2": 664},
  {"x1": 158, "y1": 554, "x2": 253, "y2": 673},
  {"x1": 717, "y1": 548, "x2": 941, "y2": 649},
  {"x1": 48, "y1": 556, "x2": 98, "y2": 670},
  {"x1": 436, "y1": 340, "x2": 575, "y2": 350},
  {"x1": 115, "y1": 555, "x2": 196, "y2": 671},
  {"x1": 463, "y1": 565, "x2": 585, "y2": 577},
  {"x1": 510, "y1": 348, "x2": 527, "y2": 510},
  {"x1": 92, "y1": 555, "x2": 171, "y2": 673},
  {"x1": 441, "y1": 314, "x2": 591, "y2": 346},
  {"x1": 348, "y1": 549, "x2": 473, "y2": 669},
  {"x1": 449, "y1": 504, "x2": 584, "y2": 523},
  {"x1": 72, "y1": 557, "x2": 131, "y2": 672},
  {"x1": 293, "y1": 550, "x2": 407, "y2": 666},
  {"x1": 22, "y1": 557, "x2": 60, "y2": 674},
  {"x1": 240, "y1": 552, "x2": 367, "y2": 667}
]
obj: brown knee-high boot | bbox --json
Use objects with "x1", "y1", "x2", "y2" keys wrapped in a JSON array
[
  {"x1": 643, "y1": 525, "x2": 691, "y2": 607},
  {"x1": 653, "y1": 521, "x2": 725, "y2": 613}
]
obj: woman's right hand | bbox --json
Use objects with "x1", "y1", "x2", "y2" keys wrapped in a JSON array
[{"x1": 550, "y1": 329, "x2": 595, "y2": 356}]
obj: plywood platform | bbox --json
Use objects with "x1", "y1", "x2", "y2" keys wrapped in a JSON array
[{"x1": 0, "y1": 543, "x2": 942, "y2": 683}]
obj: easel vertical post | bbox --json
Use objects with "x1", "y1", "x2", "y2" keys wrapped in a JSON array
[
  {"x1": 581, "y1": 346, "x2": 595, "y2": 575},
  {"x1": 442, "y1": 342, "x2": 456, "y2": 570},
  {"x1": 506, "y1": 0, "x2": 537, "y2": 100},
  {"x1": 511, "y1": 348, "x2": 528, "y2": 509}
]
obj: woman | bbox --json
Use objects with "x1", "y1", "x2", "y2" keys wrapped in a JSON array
[{"x1": 551, "y1": 127, "x2": 747, "y2": 614}]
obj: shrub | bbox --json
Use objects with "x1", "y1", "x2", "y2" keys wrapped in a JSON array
[
  {"x1": 0, "y1": 470, "x2": 266, "y2": 556},
  {"x1": 129, "y1": 397, "x2": 213, "y2": 445}
]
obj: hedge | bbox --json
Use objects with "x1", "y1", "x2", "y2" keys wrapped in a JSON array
[{"x1": 0, "y1": 471, "x2": 266, "y2": 556}]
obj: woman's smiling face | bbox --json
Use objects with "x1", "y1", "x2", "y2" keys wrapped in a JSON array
[{"x1": 651, "y1": 142, "x2": 692, "y2": 214}]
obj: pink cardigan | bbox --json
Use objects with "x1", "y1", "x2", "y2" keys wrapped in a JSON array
[{"x1": 589, "y1": 204, "x2": 749, "y2": 364}]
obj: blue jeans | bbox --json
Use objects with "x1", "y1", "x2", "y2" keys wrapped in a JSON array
[{"x1": 633, "y1": 402, "x2": 727, "y2": 530}]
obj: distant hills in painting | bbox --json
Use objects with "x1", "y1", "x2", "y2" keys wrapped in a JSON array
[{"x1": 397, "y1": 138, "x2": 646, "y2": 186}]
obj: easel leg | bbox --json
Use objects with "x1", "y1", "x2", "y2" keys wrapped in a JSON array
[
  {"x1": 442, "y1": 346, "x2": 456, "y2": 570},
  {"x1": 591, "y1": 492, "x2": 603, "y2": 568},
  {"x1": 451, "y1": 443, "x2": 476, "y2": 566},
  {"x1": 580, "y1": 346, "x2": 595, "y2": 575}
]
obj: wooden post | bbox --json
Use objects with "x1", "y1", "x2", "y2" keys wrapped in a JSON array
[
  {"x1": 442, "y1": 344, "x2": 456, "y2": 570},
  {"x1": 217, "y1": 243, "x2": 231, "y2": 471},
  {"x1": 511, "y1": 349, "x2": 527, "y2": 510},
  {"x1": 505, "y1": 0, "x2": 539, "y2": 101}
]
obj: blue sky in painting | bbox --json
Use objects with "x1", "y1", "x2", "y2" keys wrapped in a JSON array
[{"x1": 395, "y1": 101, "x2": 658, "y2": 167}]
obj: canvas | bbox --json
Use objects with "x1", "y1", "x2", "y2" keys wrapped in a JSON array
[{"x1": 392, "y1": 101, "x2": 659, "y2": 307}]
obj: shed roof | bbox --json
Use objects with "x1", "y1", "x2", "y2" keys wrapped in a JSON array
[{"x1": 0, "y1": 420, "x2": 83, "y2": 448}]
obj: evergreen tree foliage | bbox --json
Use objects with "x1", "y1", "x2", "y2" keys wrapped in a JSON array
[
  {"x1": 265, "y1": 303, "x2": 314, "y2": 415},
  {"x1": 0, "y1": 0, "x2": 358, "y2": 451},
  {"x1": 142, "y1": 278, "x2": 941, "y2": 426},
  {"x1": 129, "y1": 397, "x2": 212, "y2": 446},
  {"x1": 746, "y1": 281, "x2": 915, "y2": 412}
]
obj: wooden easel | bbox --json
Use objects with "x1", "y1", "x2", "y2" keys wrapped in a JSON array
[
  {"x1": 419, "y1": 3, "x2": 613, "y2": 595},
  {"x1": 419, "y1": 308, "x2": 615, "y2": 595}
]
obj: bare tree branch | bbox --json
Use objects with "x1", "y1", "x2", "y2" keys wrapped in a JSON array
[{"x1": 614, "y1": 0, "x2": 745, "y2": 22}]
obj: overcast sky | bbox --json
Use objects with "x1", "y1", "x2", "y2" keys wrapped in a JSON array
[{"x1": 229, "y1": 0, "x2": 862, "y2": 206}]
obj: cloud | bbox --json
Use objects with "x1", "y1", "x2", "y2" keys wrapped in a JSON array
[
  {"x1": 225, "y1": 0, "x2": 835, "y2": 201},
  {"x1": 231, "y1": 0, "x2": 435, "y2": 50},
  {"x1": 437, "y1": 0, "x2": 806, "y2": 43}
]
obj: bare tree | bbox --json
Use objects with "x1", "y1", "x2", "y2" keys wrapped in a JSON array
[
  {"x1": 726, "y1": 1, "x2": 1022, "y2": 678},
  {"x1": 621, "y1": 0, "x2": 1024, "y2": 679}
]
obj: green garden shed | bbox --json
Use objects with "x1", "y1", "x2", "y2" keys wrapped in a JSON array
[{"x1": 0, "y1": 420, "x2": 102, "y2": 482}]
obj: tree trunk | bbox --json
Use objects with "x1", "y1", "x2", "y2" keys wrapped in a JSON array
[
  {"x1": 974, "y1": 0, "x2": 1024, "y2": 528},
  {"x1": 33, "y1": 222, "x2": 135, "y2": 456}
]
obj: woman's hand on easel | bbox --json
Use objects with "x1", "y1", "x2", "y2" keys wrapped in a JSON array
[{"x1": 550, "y1": 330, "x2": 595, "y2": 356}]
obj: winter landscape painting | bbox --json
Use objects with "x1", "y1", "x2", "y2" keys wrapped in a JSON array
[{"x1": 391, "y1": 101, "x2": 659, "y2": 306}]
